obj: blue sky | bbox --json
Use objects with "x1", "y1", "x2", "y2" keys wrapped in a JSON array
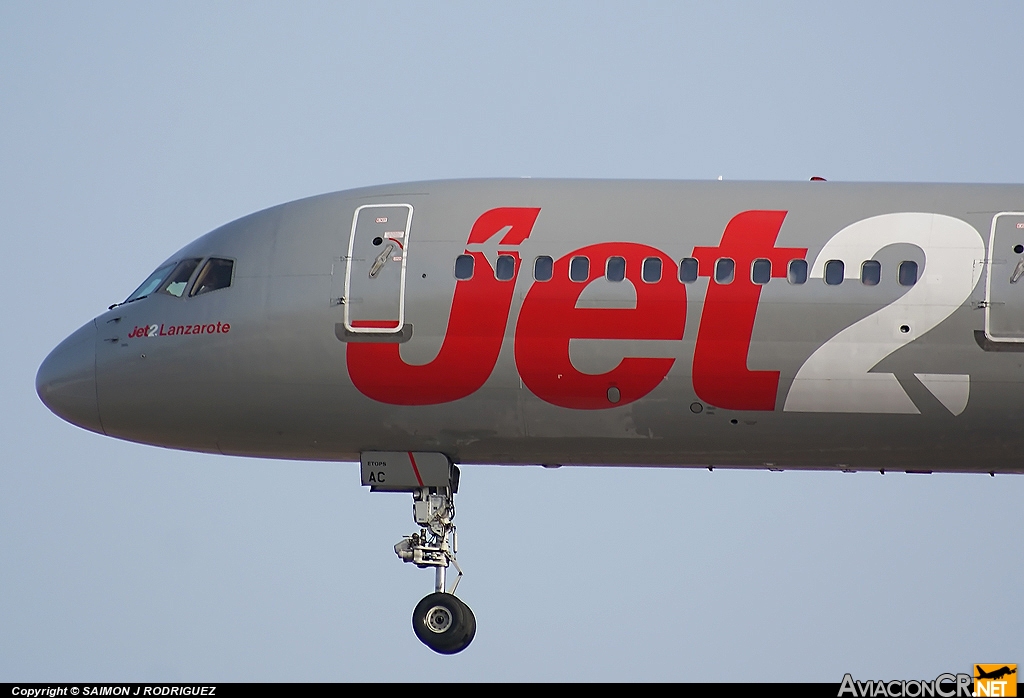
[{"x1": 2, "y1": 1, "x2": 1022, "y2": 681}]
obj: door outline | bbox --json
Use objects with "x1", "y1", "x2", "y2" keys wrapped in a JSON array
[
  {"x1": 344, "y1": 203, "x2": 413, "y2": 333},
  {"x1": 985, "y1": 211, "x2": 1024, "y2": 342}
]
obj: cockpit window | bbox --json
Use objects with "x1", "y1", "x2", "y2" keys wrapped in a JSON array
[
  {"x1": 189, "y1": 258, "x2": 234, "y2": 297},
  {"x1": 160, "y1": 258, "x2": 202, "y2": 298},
  {"x1": 124, "y1": 262, "x2": 176, "y2": 303}
]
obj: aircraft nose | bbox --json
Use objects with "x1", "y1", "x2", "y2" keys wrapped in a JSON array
[{"x1": 36, "y1": 321, "x2": 104, "y2": 434}]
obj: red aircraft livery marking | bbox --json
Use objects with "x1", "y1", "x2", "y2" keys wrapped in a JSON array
[
  {"x1": 515, "y1": 242, "x2": 685, "y2": 409},
  {"x1": 128, "y1": 322, "x2": 231, "y2": 338},
  {"x1": 347, "y1": 207, "x2": 803, "y2": 411},
  {"x1": 346, "y1": 207, "x2": 541, "y2": 405},
  {"x1": 691, "y1": 211, "x2": 806, "y2": 410}
]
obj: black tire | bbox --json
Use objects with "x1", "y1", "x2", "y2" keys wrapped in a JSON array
[
  {"x1": 441, "y1": 596, "x2": 475, "y2": 654},
  {"x1": 457, "y1": 599, "x2": 476, "y2": 648},
  {"x1": 412, "y1": 593, "x2": 471, "y2": 654}
]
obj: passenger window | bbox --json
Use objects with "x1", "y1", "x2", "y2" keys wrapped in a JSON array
[
  {"x1": 788, "y1": 259, "x2": 808, "y2": 285},
  {"x1": 160, "y1": 258, "x2": 202, "y2": 298},
  {"x1": 679, "y1": 258, "x2": 699, "y2": 283},
  {"x1": 190, "y1": 258, "x2": 234, "y2": 296},
  {"x1": 454, "y1": 254, "x2": 474, "y2": 280},
  {"x1": 824, "y1": 260, "x2": 844, "y2": 286},
  {"x1": 751, "y1": 259, "x2": 771, "y2": 285},
  {"x1": 125, "y1": 262, "x2": 176, "y2": 303},
  {"x1": 534, "y1": 256, "x2": 553, "y2": 281},
  {"x1": 606, "y1": 256, "x2": 625, "y2": 282},
  {"x1": 642, "y1": 257, "x2": 662, "y2": 283},
  {"x1": 861, "y1": 260, "x2": 881, "y2": 286},
  {"x1": 715, "y1": 258, "x2": 735, "y2": 284},
  {"x1": 495, "y1": 254, "x2": 515, "y2": 281},
  {"x1": 570, "y1": 256, "x2": 590, "y2": 282},
  {"x1": 899, "y1": 260, "x2": 918, "y2": 286}
]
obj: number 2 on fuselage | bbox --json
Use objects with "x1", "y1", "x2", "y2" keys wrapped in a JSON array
[{"x1": 783, "y1": 213, "x2": 984, "y2": 415}]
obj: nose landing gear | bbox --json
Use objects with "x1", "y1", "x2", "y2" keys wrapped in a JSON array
[
  {"x1": 361, "y1": 451, "x2": 475, "y2": 654},
  {"x1": 395, "y1": 486, "x2": 475, "y2": 654}
]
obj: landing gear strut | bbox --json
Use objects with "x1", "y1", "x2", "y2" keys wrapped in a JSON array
[
  {"x1": 360, "y1": 451, "x2": 475, "y2": 654},
  {"x1": 395, "y1": 486, "x2": 475, "y2": 654}
]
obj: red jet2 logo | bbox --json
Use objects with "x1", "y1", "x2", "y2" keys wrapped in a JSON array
[
  {"x1": 350, "y1": 208, "x2": 987, "y2": 418},
  {"x1": 352, "y1": 206, "x2": 806, "y2": 411},
  {"x1": 346, "y1": 207, "x2": 807, "y2": 411}
]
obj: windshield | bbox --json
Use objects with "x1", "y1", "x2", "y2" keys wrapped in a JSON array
[
  {"x1": 161, "y1": 258, "x2": 202, "y2": 297},
  {"x1": 190, "y1": 258, "x2": 234, "y2": 296},
  {"x1": 124, "y1": 262, "x2": 176, "y2": 303}
]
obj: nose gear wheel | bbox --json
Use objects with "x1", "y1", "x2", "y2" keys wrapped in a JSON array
[{"x1": 412, "y1": 592, "x2": 476, "y2": 654}]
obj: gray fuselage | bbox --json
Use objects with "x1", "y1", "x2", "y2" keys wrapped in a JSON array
[{"x1": 36, "y1": 179, "x2": 1024, "y2": 474}]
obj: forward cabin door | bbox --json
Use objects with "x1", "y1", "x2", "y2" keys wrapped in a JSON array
[
  {"x1": 344, "y1": 204, "x2": 412, "y2": 333},
  {"x1": 985, "y1": 212, "x2": 1024, "y2": 342}
]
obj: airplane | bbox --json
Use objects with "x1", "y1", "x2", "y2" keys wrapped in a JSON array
[
  {"x1": 976, "y1": 666, "x2": 1017, "y2": 681},
  {"x1": 36, "y1": 177, "x2": 1024, "y2": 653}
]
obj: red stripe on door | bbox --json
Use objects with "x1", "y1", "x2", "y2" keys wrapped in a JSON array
[{"x1": 408, "y1": 452, "x2": 424, "y2": 487}]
